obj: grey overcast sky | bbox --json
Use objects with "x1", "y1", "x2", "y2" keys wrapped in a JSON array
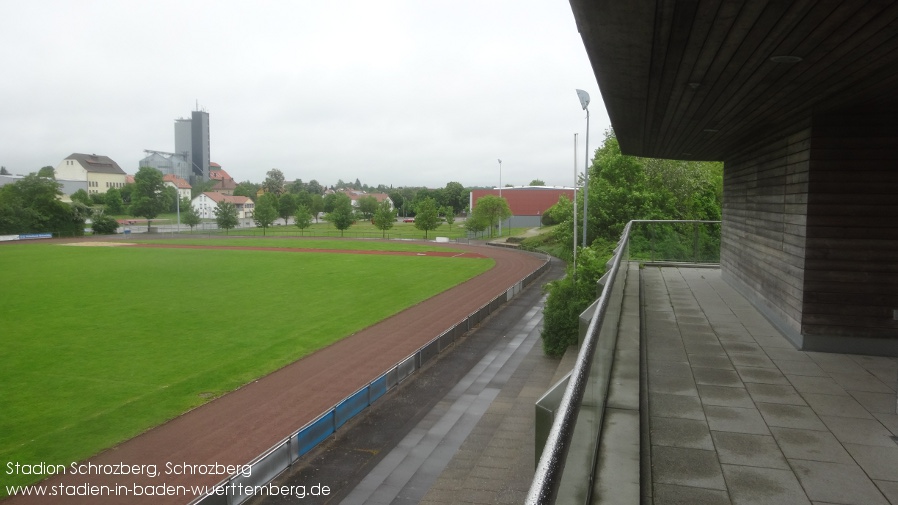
[{"x1": 0, "y1": 1, "x2": 609, "y2": 189}]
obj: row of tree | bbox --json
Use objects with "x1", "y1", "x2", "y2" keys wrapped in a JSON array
[{"x1": 540, "y1": 130, "x2": 723, "y2": 356}]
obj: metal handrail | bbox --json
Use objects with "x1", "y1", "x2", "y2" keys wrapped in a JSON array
[
  {"x1": 525, "y1": 221, "x2": 632, "y2": 503},
  {"x1": 526, "y1": 219, "x2": 721, "y2": 503}
]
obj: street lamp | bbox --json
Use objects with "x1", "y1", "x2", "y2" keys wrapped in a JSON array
[{"x1": 576, "y1": 89, "x2": 590, "y2": 247}]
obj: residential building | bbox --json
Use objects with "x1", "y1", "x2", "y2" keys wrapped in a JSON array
[
  {"x1": 54, "y1": 153, "x2": 127, "y2": 195},
  {"x1": 191, "y1": 192, "x2": 254, "y2": 219},
  {"x1": 162, "y1": 174, "x2": 192, "y2": 201}
]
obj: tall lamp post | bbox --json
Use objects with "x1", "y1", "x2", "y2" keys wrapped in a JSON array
[
  {"x1": 576, "y1": 89, "x2": 590, "y2": 247},
  {"x1": 498, "y1": 158, "x2": 503, "y2": 237},
  {"x1": 573, "y1": 133, "x2": 578, "y2": 281}
]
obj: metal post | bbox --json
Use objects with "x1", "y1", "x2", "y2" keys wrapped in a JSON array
[
  {"x1": 583, "y1": 107, "x2": 589, "y2": 247},
  {"x1": 573, "y1": 133, "x2": 578, "y2": 282}
]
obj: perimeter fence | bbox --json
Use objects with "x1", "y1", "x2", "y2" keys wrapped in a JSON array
[{"x1": 188, "y1": 248, "x2": 550, "y2": 505}]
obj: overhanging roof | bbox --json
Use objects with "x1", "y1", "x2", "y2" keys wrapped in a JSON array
[{"x1": 570, "y1": 1, "x2": 898, "y2": 160}]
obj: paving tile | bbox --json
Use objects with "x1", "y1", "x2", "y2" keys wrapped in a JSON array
[
  {"x1": 745, "y1": 383, "x2": 807, "y2": 406},
  {"x1": 829, "y1": 373, "x2": 894, "y2": 394},
  {"x1": 721, "y1": 464, "x2": 811, "y2": 505},
  {"x1": 689, "y1": 353, "x2": 735, "y2": 370},
  {"x1": 769, "y1": 427, "x2": 854, "y2": 463},
  {"x1": 651, "y1": 417, "x2": 714, "y2": 450},
  {"x1": 790, "y1": 459, "x2": 890, "y2": 505},
  {"x1": 721, "y1": 341, "x2": 765, "y2": 354},
  {"x1": 649, "y1": 374, "x2": 699, "y2": 396},
  {"x1": 693, "y1": 367, "x2": 744, "y2": 387},
  {"x1": 843, "y1": 443, "x2": 898, "y2": 481},
  {"x1": 711, "y1": 432, "x2": 789, "y2": 469},
  {"x1": 698, "y1": 385, "x2": 755, "y2": 408},
  {"x1": 787, "y1": 375, "x2": 850, "y2": 396},
  {"x1": 652, "y1": 446, "x2": 726, "y2": 490},
  {"x1": 819, "y1": 416, "x2": 897, "y2": 447},
  {"x1": 774, "y1": 359, "x2": 829, "y2": 377},
  {"x1": 848, "y1": 391, "x2": 898, "y2": 414},
  {"x1": 873, "y1": 412, "x2": 898, "y2": 436},
  {"x1": 684, "y1": 342, "x2": 728, "y2": 356},
  {"x1": 704, "y1": 405, "x2": 769, "y2": 435},
  {"x1": 802, "y1": 393, "x2": 874, "y2": 419},
  {"x1": 762, "y1": 347, "x2": 811, "y2": 361},
  {"x1": 652, "y1": 483, "x2": 731, "y2": 505},
  {"x1": 753, "y1": 335, "x2": 795, "y2": 349},
  {"x1": 648, "y1": 360, "x2": 694, "y2": 379},
  {"x1": 756, "y1": 403, "x2": 828, "y2": 431},
  {"x1": 650, "y1": 392, "x2": 706, "y2": 420},
  {"x1": 735, "y1": 366, "x2": 790, "y2": 385},
  {"x1": 728, "y1": 352, "x2": 776, "y2": 368},
  {"x1": 874, "y1": 480, "x2": 898, "y2": 504}
]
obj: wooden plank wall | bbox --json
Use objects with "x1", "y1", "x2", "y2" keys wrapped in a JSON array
[
  {"x1": 804, "y1": 113, "x2": 898, "y2": 341},
  {"x1": 721, "y1": 126, "x2": 811, "y2": 338}
]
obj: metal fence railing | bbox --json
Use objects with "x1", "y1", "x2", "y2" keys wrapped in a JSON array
[
  {"x1": 188, "y1": 250, "x2": 550, "y2": 505},
  {"x1": 526, "y1": 220, "x2": 720, "y2": 504}
]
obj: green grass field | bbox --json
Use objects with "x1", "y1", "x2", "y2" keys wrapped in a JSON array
[{"x1": 0, "y1": 239, "x2": 493, "y2": 491}]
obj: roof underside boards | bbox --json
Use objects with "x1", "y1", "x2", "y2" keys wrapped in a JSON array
[{"x1": 570, "y1": 0, "x2": 898, "y2": 161}]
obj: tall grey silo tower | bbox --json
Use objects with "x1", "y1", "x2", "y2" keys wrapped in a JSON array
[{"x1": 173, "y1": 109, "x2": 210, "y2": 183}]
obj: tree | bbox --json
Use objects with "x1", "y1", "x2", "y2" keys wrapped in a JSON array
[
  {"x1": 253, "y1": 194, "x2": 278, "y2": 235},
  {"x1": 131, "y1": 167, "x2": 165, "y2": 231},
  {"x1": 91, "y1": 214, "x2": 119, "y2": 235},
  {"x1": 0, "y1": 166, "x2": 9, "y2": 175},
  {"x1": 214, "y1": 200, "x2": 239, "y2": 234},
  {"x1": 182, "y1": 204, "x2": 201, "y2": 231},
  {"x1": 373, "y1": 199, "x2": 396, "y2": 238},
  {"x1": 357, "y1": 195, "x2": 378, "y2": 219},
  {"x1": 325, "y1": 193, "x2": 354, "y2": 236},
  {"x1": 262, "y1": 168, "x2": 285, "y2": 196},
  {"x1": 105, "y1": 187, "x2": 124, "y2": 214},
  {"x1": 70, "y1": 189, "x2": 92, "y2": 206},
  {"x1": 0, "y1": 174, "x2": 84, "y2": 236},
  {"x1": 413, "y1": 197, "x2": 441, "y2": 239},
  {"x1": 38, "y1": 166, "x2": 55, "y2": 178},
  {"x1": 471, "y1": 195, "x2": 511, "y2": 237},
  {"x1": 465, "y1": 214, "x2": 488, "y2": 238},
  {"x1": 529, "y1": 179, "x2": 546, "y2": 186},
  {"x1": 294, "y1": 204, "x2": 313, "y2": 235},
  {"x1": 233, "y1": 180, "x2": 261, "y2": 199},
  {"x1": 277, "y1": 193, "x2": 298, "y2": 225},
  {"x1": 323, "y1": 193, "x2": 339, "y2": 213},
  {"x1": 442, "y1": 206, "x2": 456, "y2": 231},
  {"x1": 306, "y1": 179, "x2": 324, "y2": 195},
  {"x1": 443, "y1": 181, "x2": 467, "y2": 214},
  {"x1": 309, "y1": 193, "x2": 324, "y2": 222}
]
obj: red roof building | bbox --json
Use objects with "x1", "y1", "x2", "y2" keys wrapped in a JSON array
[{"x1": 469, "y1": 187, "x2": 575, "y2": 217}]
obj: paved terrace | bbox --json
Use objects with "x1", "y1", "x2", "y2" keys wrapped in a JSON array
[{"x1": 643, "y1": 267, "x2": 898, "y2": 505}]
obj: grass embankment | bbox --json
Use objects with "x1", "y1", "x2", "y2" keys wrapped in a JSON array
[{"x1": 0, "y1": 241, "x2": 492, "y2": 492}]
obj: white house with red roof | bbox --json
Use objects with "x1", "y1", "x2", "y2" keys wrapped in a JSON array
[
  {"x1": 162, "y1": 174, "x2": 192, "y2": 200},
  {"x1": 191, "y1": 192, "x2": 255, "y2": 219}
]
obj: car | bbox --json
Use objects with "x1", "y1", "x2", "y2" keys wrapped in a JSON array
[{"x1": 403, "y1": 218, "x2": 415, "y2": 223}]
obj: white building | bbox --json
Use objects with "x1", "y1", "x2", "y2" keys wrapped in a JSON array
[
  {"x1": 54, "y1": 153, "x2": 127, "y2": 196},
  {"x1": 163, "y1": 174, "x2": 192, "y2": 201},
  {"x1": 191, "y1": 192, "x2": 254, "y2": 219}
]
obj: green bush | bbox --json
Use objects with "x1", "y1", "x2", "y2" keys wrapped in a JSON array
[
  {"x1": 540, "y1": 241, "x2": 613, "y2": 357},
  {"x1": 91, "y1": 215, "x2": 120, "y2": 235}
]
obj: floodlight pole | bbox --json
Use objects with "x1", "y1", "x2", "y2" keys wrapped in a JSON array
[
  {"x1": 576, "y1": 89, "x2": 590, "y2": 248},
  {"x1": 573, "y1": 133, "x2": 578, "y2": 282}
]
